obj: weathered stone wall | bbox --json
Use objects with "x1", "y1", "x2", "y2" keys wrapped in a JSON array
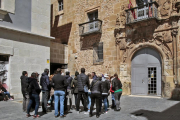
[
  {"x1": 51, "y1": 0, "x2": 180, "y2": 97},
  {"x1": 50, "y1": 41, "x2": 68, "y2": 64}
]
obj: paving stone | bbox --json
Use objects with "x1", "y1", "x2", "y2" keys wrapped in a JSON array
[{"x1": 0, "y1": 95, "x2": 180, "y2": 120}]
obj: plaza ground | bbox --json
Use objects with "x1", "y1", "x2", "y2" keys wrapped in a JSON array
[{"x1": 0, "y1": 95, "x2": 180, "y2": 120}]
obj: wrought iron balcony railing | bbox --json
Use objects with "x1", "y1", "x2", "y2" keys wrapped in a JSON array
[
  {"x1": 125, "y1": 1, "x2": 159, "y2": 24},
  {"x1": 79, "y1": 19, "x2": 102, "y2": 36}
]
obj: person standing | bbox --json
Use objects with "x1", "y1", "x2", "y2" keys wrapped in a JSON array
[
  {"x1": 71, "y1": 71, "x2": 79, "y2": 108},
  {"x1": 101, "y1": 74, "x2": 110, "y2": 113},
  {"x1": 26, "y1": 73, "x2": 41, "y2": 118},
  {"x1": 110, "y1": 76, "x2": 116, "y2": 109},
  {"x1": 20, "y1": 71, "x2": 29, "y2": 112},
  {"x1": 112, "y1": 73, "x2": 122, "y2": 111},
  {"x1": 86, "y1": 73, "x2": 93, "y2": 113},
  {"x1": 92, "y1": 72, "x2": 97, "y2": 80},
  {"x1": 52, "y1": 68, "x2": 67, "y2": 118},
  {"x1": 48, "y1": 70, "x2": 56, "y2": 107},
  {"x1": 40, "y1": 68, "x2": 51, "y2": 113},
  {"x1": 89, "y1": 75, "x2": 102, "y2": 118},
  {"x1": 76, "y1": 68, "x2": 90, "y2": 114},
  {"x1": 65, "y1": 71, "x2": 73, "y2": 111}
]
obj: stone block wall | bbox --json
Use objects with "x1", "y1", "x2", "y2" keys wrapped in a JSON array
[
  {"x1": 51, "y1": 0, "x2": 124, "y2": 75},
  {"x1": 51, "y1": 0, "x2": 180, "y2": 97},
  {"x1": 0, "y1": 28, "x2": 50, "y2": 98},
  {"x1": 50, "y1": 41, "x2": 68, "y2": 64}
]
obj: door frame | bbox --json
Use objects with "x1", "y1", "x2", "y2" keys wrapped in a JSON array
[{"x1": 130, "y1": 47, "x2": 162, "y2": 96}]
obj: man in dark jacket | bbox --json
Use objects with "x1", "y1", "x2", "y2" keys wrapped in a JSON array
[
  {"x1": 112, "y1": 73, "x2": 122, "y2": 111},
  {"x1": 64, "y1": 71, "x2": 73, "y2": 111},
  {"x1": 20, "y1": 71, "x2": 29, "y2": 112},
  {"x1": 52, "y1": 68, "x2": 67, "y2": 118},
  {"x1": 76, "y1": 68, "x2": 90, "y2": 114},
  {"x1": 40, "y1": 68, "x2": 51, "y2": 113}
]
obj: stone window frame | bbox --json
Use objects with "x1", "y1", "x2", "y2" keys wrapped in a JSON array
[{"x1": 84, "y1": 5, "x2": 101, "y2": 22}]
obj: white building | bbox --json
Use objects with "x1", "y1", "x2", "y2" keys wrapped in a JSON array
[{"x1": 0, "y1": 0, "x2": 54, "y2": 98}]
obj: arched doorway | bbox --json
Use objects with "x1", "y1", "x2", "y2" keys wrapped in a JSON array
[{"x1": 131, "y1": 47, "x2": 162, "y2": 96}]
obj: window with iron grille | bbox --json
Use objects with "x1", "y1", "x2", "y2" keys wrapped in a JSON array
[
  {"x1": 93, "y1": 42, "x2": 103, "y2": 64},
  {"x1": 58, "y1": 0, "x2": 63, "y2": 11}
]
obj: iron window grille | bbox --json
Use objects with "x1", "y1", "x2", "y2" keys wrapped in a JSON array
[
  {"x1": 58, "y1": 0, "x2": 63, "y2": 11},
  {"x1": 125, "y1": 1, "x2": 159, "y2": 24},
  {"x1": 93, "y1": 42, "x2": 103, "y2": 64}
]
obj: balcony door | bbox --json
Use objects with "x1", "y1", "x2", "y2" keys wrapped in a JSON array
[
  {"x1": 136, "y1": 0, "x2": 151, "y2": 20},
  {"x1": 88, "y1": 11, "x2": 98, "y2": 32}
]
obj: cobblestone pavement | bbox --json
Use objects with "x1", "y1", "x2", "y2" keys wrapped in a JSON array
[{"x1": 0, "y1": 95, "x2": 180, "y2": 120}]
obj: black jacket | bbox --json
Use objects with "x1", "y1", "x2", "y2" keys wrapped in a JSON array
[
  {"x1": 20, "y1": 75, "x2": 28, "y2": 95},
  {"x1": 0, "y1": 86, "x2": 7, "y2": 92},
  {"x1": 112, "y1": 78, "x2": 122, "y2": 91},
  {"x1": 101, "y1": 80, "x2": 110, "y2": 94},
  {"x1": 77, "y1": 73, "x2": 90, "y2": 92},
  {"x1": 71, "y1": 77, "x2": 78, "y2": 94},
  {"x1": 65, "y1": 75, "x2": 73, "y2": 90},
  {"x1": 90, "y1": 78, "x2": 102, "y2": 94},
  {"x1": 52, "y1": 73, "x2": 67, "y2": 91},
  {"x1": 28, "y1": 77, "x2": 41, "y2": 95},
  {"x1": 40, "y1": 72, "x2": 50, "y2": 91}
]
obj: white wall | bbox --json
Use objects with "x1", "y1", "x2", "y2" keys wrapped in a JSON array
[
  {"x1": 0, "y1": 28, "x2": 50, "y2": 98},
  {"x1": 31, "y1": 0, "x2": 51, "y2": 36}
]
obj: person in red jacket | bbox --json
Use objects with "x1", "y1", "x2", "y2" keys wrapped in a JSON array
[{"x1": 110, "y1": 76, "x2": 116, "y2": 109}]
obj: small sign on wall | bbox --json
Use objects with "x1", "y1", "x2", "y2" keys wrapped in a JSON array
[{"x1": 47, "y1": 59, "x2": 50, "y2": 64}]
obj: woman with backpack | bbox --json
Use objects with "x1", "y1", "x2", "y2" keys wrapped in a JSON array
[
  {"x1": 26, "y1": 73, "x2": 41, "y2": 118},
  {"x1": 89, "y1": 74, "x2": 102, "y2": 118}
]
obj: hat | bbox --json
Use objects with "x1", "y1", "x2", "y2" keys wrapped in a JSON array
[{"x1": 104, "y1": 74, "x2": 109, "y2": 78}]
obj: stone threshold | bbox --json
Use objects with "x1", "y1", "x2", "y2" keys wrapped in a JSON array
[{"x1": 128, "y1": 95, "x2": 162, "y2": 99}]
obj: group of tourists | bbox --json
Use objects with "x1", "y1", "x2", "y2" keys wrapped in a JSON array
[{"x1": 20, "y1": 68, "x2": 122, "y2": 118}]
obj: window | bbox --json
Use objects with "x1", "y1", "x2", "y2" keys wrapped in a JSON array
[
  {"x1": 136, "y1": 0, "x2": 152, "y2": 19},
  {"x1": 88, "y1": 11, "x2": 98, "y2": 32},
  {"x1": 0, "y1": 0, "x2": 1, "y2": 8},
  {"x1": 93, "y1": 42, "x2": 103, "y2": 63},
  {"x1": 58, "y1": 0, "x2": 63, "y2": 11}
]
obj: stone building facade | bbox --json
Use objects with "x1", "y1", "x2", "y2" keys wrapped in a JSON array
[
  {"x1": 51, "y1": 0, "x2": 180, "y2": 98},
  {"x1": 0, "y1": 0, "x2": 53, "y2": 98}
]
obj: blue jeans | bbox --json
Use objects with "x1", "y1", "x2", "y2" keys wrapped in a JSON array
[
  {"x1": 4, "y1": 91, "x2": 10, "y2": 98},
  {"x1": 102, "y1": 95, "x2": 108, "y2": 112},
  {"x1": 111, "y1": 93, "x2": 116, "y2": 105},
  {"x1": 27, "y1": 94, "x2": 40, "y2": 115},
  {"x1": 54, "y1": 90, "x2": 65, "y2": 116},
  {"x1": 87, "y1": 92, "x2": 91, "y2": 110}
]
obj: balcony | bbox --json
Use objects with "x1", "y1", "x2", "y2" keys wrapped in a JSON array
[
  {"x1": 125, "y1": 1, "x2": 159, "y2": 24},
  {"x1": 79, "y1": 19, "x2": 102, "y2": 36}
]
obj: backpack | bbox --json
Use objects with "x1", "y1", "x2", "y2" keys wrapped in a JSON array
[{"x1": 26, "y1": 81, "x2": 32, "y2": 94}]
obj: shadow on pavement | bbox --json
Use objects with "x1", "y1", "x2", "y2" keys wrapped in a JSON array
[{"x1": 131, "y1": 102, "x2": 180, "y2": 120}]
